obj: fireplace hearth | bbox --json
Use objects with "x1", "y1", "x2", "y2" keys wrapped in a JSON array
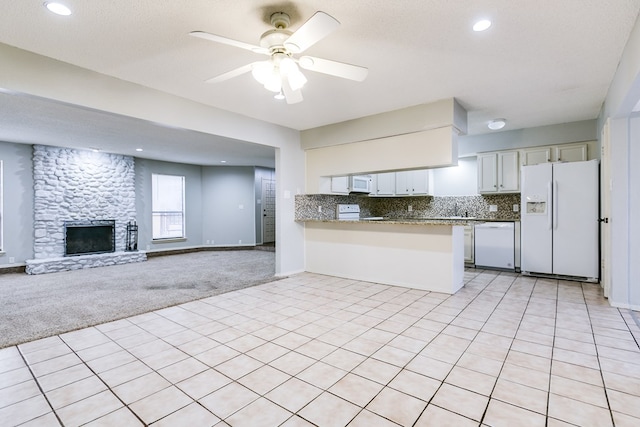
[{"x1": 65, "y1": 220, "x2": 116, "y2": 256}]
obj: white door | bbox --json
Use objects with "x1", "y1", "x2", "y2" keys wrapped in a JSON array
[
  {"x1": 601, "y1": 119, "x2": 612, "y2": 296},
  {"x1": 552, "y1": 161, "x2": 599, "y2": 279},
  {"x1": 261, "y1": 178, "x2": 276, "y2": 243},
  {"x1": 520, "y1": 163, "x2": 553, "y2": 274}
]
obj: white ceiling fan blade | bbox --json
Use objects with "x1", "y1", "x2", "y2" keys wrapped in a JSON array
[
  {"x1": 205, "y1": 63, "x2": 256, "y2": 84},
  {"x1": 284, "y1": 11, "x2": 340, "y2": 53},
  {"x1": 298, "y1": 56, "x2": 368, "y2": 82},
  {"x1": 189, "y1": 31, "x2": 269, "y2": 55},
  {"x1": 282, "y1": 78, "x2": 303, "y2": 104}
]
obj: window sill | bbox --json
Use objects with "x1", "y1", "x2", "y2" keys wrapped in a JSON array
[{"x1": 151, "y1": 238, "x2": 187, "y2": 244}]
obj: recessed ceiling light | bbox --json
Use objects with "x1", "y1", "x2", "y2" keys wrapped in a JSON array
[
  {"x1": 220, "y1": 160, "x2": 227, "y2": 163},
  {"x1": 488, "y1": 119, "x2": 506, "y2": 130},
  {"x1": 44, "y1": 2, "x2": 72, "y2": 16},
  {"x1": 135, "y1": 148, "x2": 143, "y2": 152},
  {"x1": 473, "y1": 19, "x2": 492, "y2": 32}
]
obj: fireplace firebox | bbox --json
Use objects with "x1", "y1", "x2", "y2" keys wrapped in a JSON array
[{"x1": 64, "y1": 220, "x2": 116, "y2": 256}]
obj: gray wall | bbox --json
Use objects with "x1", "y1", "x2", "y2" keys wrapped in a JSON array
[
  {"x1": 0, "y1": 141, "x2": 34, "y2": 265},
  {"x1": 202, "y1": 166, "x2": 256, "y2": 246},
  {"x1": 0, "y1": 142, "x2": 267, "y2": 265},
  {"x1": 458, "y1": 120, "x2": 598, "y2": 156},
  {"x1": 135, "y1": 158, "x2": 204, "y2": 252}
]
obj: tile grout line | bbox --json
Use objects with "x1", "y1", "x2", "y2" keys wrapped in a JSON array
[{"x1": 16, "y1": 340, "x2": 69, "y2": 427}]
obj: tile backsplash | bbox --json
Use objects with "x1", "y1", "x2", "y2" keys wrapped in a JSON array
[{"x1": 295, "y1": 194, "x2": 521, "y2": 221}]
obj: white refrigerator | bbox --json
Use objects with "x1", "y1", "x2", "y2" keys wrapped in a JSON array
[{"x1": 520, "y1": 159, "x2": 599, "y2": 281}]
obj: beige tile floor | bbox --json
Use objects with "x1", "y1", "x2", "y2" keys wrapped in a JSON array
[{"x1": 2, "y1": 269, "x2": 640, "y2": 426}]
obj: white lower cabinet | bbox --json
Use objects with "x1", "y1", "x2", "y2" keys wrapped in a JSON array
[{"x1": 464, "y1": 225, "x2": 474, "y2": 264}]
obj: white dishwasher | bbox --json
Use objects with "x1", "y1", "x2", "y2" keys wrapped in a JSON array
[{"x1": 474, "y1": 222, "x2": 515, "y2": 270}]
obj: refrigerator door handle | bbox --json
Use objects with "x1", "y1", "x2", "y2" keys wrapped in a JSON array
[
  {"x1": 547, "y1": 182, "x2": 553, "y2": 230},
  {"x1": 553, "y1": 180, "x2": 559, "y2": 230}
]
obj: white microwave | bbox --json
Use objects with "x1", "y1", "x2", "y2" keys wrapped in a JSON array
[{"x1": 349, "y1": 175, "x2": 372, "y2": 194}]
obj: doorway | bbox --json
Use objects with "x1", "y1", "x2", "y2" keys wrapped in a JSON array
[{"x1": 261, "y1": 178, "x2": 276, "y2": 244}]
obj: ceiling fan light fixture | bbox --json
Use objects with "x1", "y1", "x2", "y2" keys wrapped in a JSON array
[
  {"x1": 473, "y1": 19, "x2": 492, "y2": 32},
  {"x1": 44, "y1": 2, "x2": 72, "y2": 16},
  {"x1": 488, "y1": 119, "x2": 507, "y2": 130},
  {"x1": 287, "y1": 69, "x2": 307, "y2": 91},
  {"x1": 251, "y1": 61, "x2": 272, "y2": 84},
  {"x1": 263, "y1": 69, "x2": 282, "y2": 92}
]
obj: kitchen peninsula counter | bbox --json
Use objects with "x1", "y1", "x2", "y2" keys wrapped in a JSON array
[{"x1": 299, "y1": 218, "x2": 467, "y2": 294}]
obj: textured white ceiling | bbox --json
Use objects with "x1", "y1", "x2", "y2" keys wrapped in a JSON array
[{"x1": 0, "y1": 1, "x2": 639, "y2": 165}]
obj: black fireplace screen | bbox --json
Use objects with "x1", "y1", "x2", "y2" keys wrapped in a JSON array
[{"x1": 64, "y1": 220, "x2": 116, "y2": 256}]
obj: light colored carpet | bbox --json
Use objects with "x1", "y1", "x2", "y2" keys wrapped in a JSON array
[{"x1": 0, "y1": 250, "x2": 277, "y2": 348}]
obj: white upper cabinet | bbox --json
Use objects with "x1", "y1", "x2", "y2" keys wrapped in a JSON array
[
  {"x1": 478, "y1": 151, "x2": 519, "y2": 193},
  {"x1": 556, "y1": 143, "x2": 588, "y2": 162},
  {"x1": 477, "y1": 153, "x2": 498, "y2": 192},
  {"x1": 521, "y1": 143, "x2": 587, "y2": 166},
  {"x1": 395, "y1": 170, "x2": 430, "y2": 195},
  {"x1": 498, "y1": 151, "x2": 519, "y2": 192},
  {"x1": 521, "y1": 147, "x2": 552, "y2": 166},
  {"x1": 374, "y1": 172, "x2": 396, "y2": 196},
  {"x1": 330, "y1": 176, "x2": 349, "y2": 194}
]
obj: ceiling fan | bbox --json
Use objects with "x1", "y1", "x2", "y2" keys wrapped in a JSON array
[{"x1": 190, "y1": 11, "x2": 368, "y2": 104}]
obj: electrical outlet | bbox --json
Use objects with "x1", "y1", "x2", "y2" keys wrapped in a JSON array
[
  {"x1": 9, "y1": 257, "x2": 15, "y2": 263},
  {"x1": 238, "y1": 239, "x2": 242, "y2": 244},
  {"x1": 513, "y1": 204, "x2": 519, "y2": 212},
  {"x1": 489, "y1": 205, "x2": 498, "y2": 212},
  {"x1": 318, "y1": 206, "x2": 322, "y2": 213},
  {"x1": 408, "y1": 205, "x2": 413, "y2": 212},
  {"x1": 206, "y1": 240, "x2": 210, "y2": 244}
]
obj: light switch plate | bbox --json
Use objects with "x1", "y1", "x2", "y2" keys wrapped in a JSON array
[{"x1": 513, "y1": 204, "x2": 519, "y2": 212}]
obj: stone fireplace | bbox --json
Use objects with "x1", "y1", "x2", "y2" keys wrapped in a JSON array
[
  {"x1": 26, "y1": 145, "x2": 146, "y2": 274},
  {"x1": 64, "y1": 220, "x2": 116, "y2": 256}
]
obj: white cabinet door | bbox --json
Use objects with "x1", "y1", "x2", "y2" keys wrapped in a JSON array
[
  {"x1": 374, "y1": 172, "x2": 395, "y2": 196},
  {"x1": 411, "y1": 170, "x2": 430, "y2": 195},
  {"x1": 330, "y1": 176, "x2": 349, "y2": 194},
  {"x1": 464, "y1": 225, "x2": 474, "y2": 263},
  {"x1": 395, "y1": 170, "x2": 430, "y2": 195},
  {"x1": 522, "y1": 147, "x2": 551, "y2": 166},
  {"x1": 395, "y1": 171, "x2": 411, "y2": 195},
  {"x1": 477, "y1": 153, "x2": 498, "y2": 193},
  {"x1": 498, "y1": 151, "x2": 519, "y2": 192},
  {"x1": 556, "y1": 143, "x2": 587, "y2": 162}
]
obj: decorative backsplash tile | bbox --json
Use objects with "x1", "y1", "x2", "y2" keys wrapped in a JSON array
[{"x1": 295, "y1": 194, "x2": 521, "y2": 221}]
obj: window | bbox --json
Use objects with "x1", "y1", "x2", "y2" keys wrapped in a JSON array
[{"x1": 152, "y1": 174, "x2": 185, "y2": 240}]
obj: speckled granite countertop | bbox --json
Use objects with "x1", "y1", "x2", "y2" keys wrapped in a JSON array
[{"x1": 298, "y1": 217, "x2": 489, "y2": 225}]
